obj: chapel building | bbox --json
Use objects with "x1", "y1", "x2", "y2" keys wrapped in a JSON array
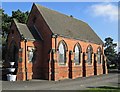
[{"x1": 5, "y1": 3, "x2": 108, "y2": 81}]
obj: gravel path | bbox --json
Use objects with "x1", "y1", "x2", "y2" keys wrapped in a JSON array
[{"x1": 1, "y1": 73, "x2": 119, "y2": 90}]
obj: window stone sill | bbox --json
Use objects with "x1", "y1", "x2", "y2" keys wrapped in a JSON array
[
  {"x1": 74, "y1": 63, "x2": 80, "y2": 65},
  {"x1": 59, "y1": 63, "x2": 66, "y2": 66}
]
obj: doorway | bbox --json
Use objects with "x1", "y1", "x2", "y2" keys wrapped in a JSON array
[{"x1": 9, "y1": 41, "x2": 19, "y2": 74}]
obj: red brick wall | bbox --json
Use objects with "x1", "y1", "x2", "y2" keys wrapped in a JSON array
[
  {"x1": 23, "y1": 4, "x2": 107, "y2": 81},
  {"x1": 27, "y1": 4, "x2": 53, "y2": 80},
  {"x1": 17, "y1": 40, "x2": 43, "y2": 81},
  {"x1": 6, "y1": 22, "x2": 24, "y2": 81},
  {"x1": 50, "y1": 36, "x2": 105, "y2": 81},
  {"x1": 7, "y1": 22, "x2": 21, "y2": 50}
]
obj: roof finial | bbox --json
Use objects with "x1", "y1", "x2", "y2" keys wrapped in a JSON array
[{"x1": 70, "y1": 15, "x2": 73, "y2": 18}]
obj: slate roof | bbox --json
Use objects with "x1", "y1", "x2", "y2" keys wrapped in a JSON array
[
  {"x1": 35, "y1": 4, "x2": 104, "y2": 45},
  {"x1": 13, "y1": 19, "x2": 41, "y2": 41}
]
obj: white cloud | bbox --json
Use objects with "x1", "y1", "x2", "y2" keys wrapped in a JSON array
[{"x1": 89, "y1": 3, "x2": 118, "y2": 22}]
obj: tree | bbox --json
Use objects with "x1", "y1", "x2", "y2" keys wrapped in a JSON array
[
  {"x1": 104, "y1": 37, "x2": 117, "y2": 66},
  {"x1": 12, "y1": 9, "x2": 29, "y2": 24},
  {"x1": 1, "y1": 9, "x2": 29, "y2": 60},
  {"x1": 117, "y1": 52, "x2": 120, "y2": 70},
  {"x1": 2, "y1": 9, "x2": 29, "y2": 39},
  {"x1": 1, "y1": 9, "x2": 11, "y2": 35}
]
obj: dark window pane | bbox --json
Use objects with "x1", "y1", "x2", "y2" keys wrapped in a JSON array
[
  {"x1": 28, "y1": 51, "x2": 33, "y2": 62},
  {"x1": 74, "y1": 45, "x2": 80, "y2": 64},
  {"x1": 98, "y1": 53, "x2": 101, "y2": 64},
  {"x1": 58, "y1": 42, "x2": 66, "y2": 64},
  {"x1": 88, "y1": 52, "x2": 92, "y2": 64},
  {"x1": 59, "y1": 54, "x2": 64, "y2": 63},
  {"x1": 75, "y1": 52, "x2": 79, "y2": 64},
  {"x1": 97, "y1": 48, "x2": 101, "y2": 64}
]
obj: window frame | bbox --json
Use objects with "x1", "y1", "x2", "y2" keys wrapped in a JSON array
[
  {"x1": 27, "y1": 46, "x2": 36, "y2": 63},
  {"x1": 74, "y1": 44, "x2": 81, "y2": 65},
  {"x1": 87, "y1": 45, "x2": 93, "y2": 65},
  {"x1": 97, "y1": 47, "x2": 102, "y2": 64},
  {"x1": 58, "y1": 41, "x2": 67, "y2": 65}
]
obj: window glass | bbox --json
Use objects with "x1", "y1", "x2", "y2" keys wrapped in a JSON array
[
  {"x1": 87, "y1": 46, "x2": 92, "y2": 64},
  {"x1": 27, "y1": 47, "x2": 36, "y2": 63},
  {"x1": 74, "y1": 45, "x2": 80, "y2": 64},
  {"x1": 97, "y1": 48, "x2": 101, "y2": 64},
  {"x1": 28, "y1": 50, "x2": 33, "y2": 62},
  {"x1": 58, "y1": 43, "x2": 66, "y2": 64}
]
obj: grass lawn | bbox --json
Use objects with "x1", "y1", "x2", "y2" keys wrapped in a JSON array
[{"x1": 88, "y1": 86, "x2": 120, "y2": 92}]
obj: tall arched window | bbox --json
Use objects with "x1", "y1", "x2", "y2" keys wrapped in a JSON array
[
  {"x1": 97, "y1": 47, "x2": 102, "y2": 64},
  {"x1": 58, "y1": 41, "x2": 67, "y2": 64},
  {"x1": 87, "y1": 45, "x2": 93, "y2": 64},
  {"x1": 74, "y1": 43, "x2": 82, "y2": 64}
]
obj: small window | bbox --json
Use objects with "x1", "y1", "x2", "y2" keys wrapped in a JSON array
[
  {"x1": 87, "y1": 45, "x2": 93, "y2": 64},
  {"x1": 74, "y1": 44, "x2": 81, "y2": 64},
  {"x1": 28, "y1": 50, "x2": 34, "y2": 62},
  {"x1": 27, "y1": 47, "x2": 36, "y2": 63},
  {"x1": 58, "y1": 41, "x2": 66, "y2": 64},
  {"x1": 97, "y1": 48, "x2": 101, "y2": 64}
]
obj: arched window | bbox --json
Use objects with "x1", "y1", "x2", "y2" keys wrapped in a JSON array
[
  {"x1": 74, "y1": 44, "x2": 82, "y2": 64},
  {"x1": 97, "y1": 47, "x2": 102, "y2": 64},
  {"x1": 58, "y1": 41, "x2": 67, "y2": 64},
  {"x1": 87, "y1": 45, "x2": 93, "y2": 64},
  {"x1": 27, "y1": 47, "x2": 36, "y2": 63}
]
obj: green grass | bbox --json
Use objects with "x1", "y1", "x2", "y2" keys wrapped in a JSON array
[{"x1": 88, "y1": 86, "x2": 120, "y2": 92}]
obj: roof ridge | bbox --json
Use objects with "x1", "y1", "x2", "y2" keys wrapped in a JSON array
[
  {"x1": 34, "y1": 3, "x2": 88, "y2": 25},
  {"x1": 13, "y1": 18, "x2": 20, "y2": 29},
  {"x1": 13, "y1": 19, "x2": 33, "y2": 40}
]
